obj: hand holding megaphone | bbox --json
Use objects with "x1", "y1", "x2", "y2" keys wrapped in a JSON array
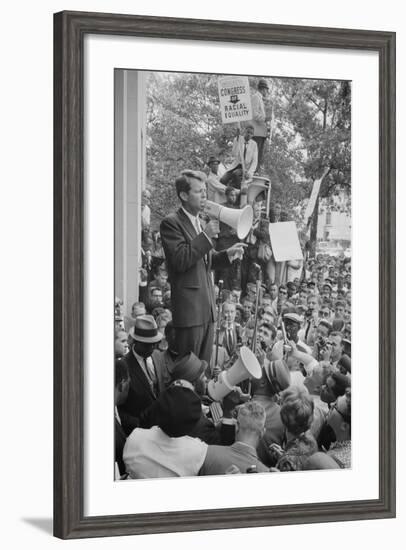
[{"x1": 204, "y1": 219, "x2": 220, "y2": 239}]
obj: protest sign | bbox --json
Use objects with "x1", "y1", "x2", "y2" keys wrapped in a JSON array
[
  {"x1": 269, "y1": 221, "x2": 303, "y2": 262},
  {"x1": 218, "y1": 76, "x2": 252, "y2": 124}
]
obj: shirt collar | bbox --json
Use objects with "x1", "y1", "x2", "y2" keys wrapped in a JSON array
[{"x1": 181, "y1": 206, "x2": 199, "y2": 225}]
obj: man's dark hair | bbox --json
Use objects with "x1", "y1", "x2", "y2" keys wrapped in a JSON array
[
  {"x1": 225, "y1": 185, "x2": 236, "y2": 198},
  {"x1": 115, "y1": 358, "x2": 129, "y2": 388},
  {"x1": 330, "y1": 372, "x2": 350, "y2": 398},
  {"x1": 330, "y1": 330, "x2": 344, "y2": 342},
  {"x1": 175, "y1": 170, "x2": 205, "y2": 201},
  {"x1": 245, "y1": 124, "x2": 254, "y2": 131},
  {"x1": 318, "y1": 319, "x2": 332, "y2": 334},
  {"x1": 260, "y1": 321, "x2": 276, "y2": 339}
]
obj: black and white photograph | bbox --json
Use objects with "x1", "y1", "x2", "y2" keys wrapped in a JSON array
[{"x1": 114, "y1": 69, "x2": 352, "y2": 480}]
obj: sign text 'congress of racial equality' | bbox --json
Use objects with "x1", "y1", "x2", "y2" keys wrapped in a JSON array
[{"x1": 218, "y1": 76, "x2": 253, "y2": 124}]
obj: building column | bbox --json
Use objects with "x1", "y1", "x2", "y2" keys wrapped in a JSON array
[{"x1": 114, "y1": 70, "x2": 147, "y2": 316}]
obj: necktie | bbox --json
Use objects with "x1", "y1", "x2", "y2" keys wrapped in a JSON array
[
  {"x1": 227, "y1": 329, "x2": 233, "y2": 354},
  {"x1": 244, "y1": 142, "x2": 247, "y2": 160},
  {"x1": 195, "y1": 217, "x2": 201, "y2": 234},
  {"x1": 142, "y1": 357, "x2": 157, "y2": 395}
]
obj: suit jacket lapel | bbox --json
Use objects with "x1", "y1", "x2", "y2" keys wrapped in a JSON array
[
  {"x1": 177, "y1": 208, "x2": 198, "y2": 240},
  {"x1": 128, "y1": 352, "x2": 155, "y2": 399}
]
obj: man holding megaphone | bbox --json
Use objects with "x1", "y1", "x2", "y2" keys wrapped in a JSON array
[{"x1": 160, "y1": 170, "x2": 248, "y2": 363}]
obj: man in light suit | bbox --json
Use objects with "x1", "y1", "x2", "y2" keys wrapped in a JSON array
[
  {"x1": 220, "y1": 125, "x2": 258, "y2": 190},
  {"x1": 249, "y1": 78, "x2": 269, "y2": 171},
  {"x1": 160, "y1": 170, "x2": 246, "y2": 364}
]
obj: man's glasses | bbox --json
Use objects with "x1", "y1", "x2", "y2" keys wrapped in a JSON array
[{"x1": 319, "y1": 310, "x2": 330, "y2": 317}]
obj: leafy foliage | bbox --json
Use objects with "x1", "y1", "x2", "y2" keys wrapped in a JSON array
[{"x1": 145, "y1": 72, "x2": 351, "y2": 244}]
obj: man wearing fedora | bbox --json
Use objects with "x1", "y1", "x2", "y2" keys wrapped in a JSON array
[
  {"x1": 118, "y1": 314, "x2": 165, "y2": 436},
  {"x1": 206, "y1": 155, "x2": 227, "y2": 204},
  {"x1": 160, "y1": 170, "x2": 246, "y2": 364}
]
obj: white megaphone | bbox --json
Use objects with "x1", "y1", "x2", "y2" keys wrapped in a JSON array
[
  {"x1": 204, "y1": 200, "x2": 253, "y2": 239},
  {"x1": 207, "y1": 346, "x2": 262, "y2": 402}
]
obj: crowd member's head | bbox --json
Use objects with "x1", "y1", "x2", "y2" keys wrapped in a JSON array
[
  {"x1": 261, "y1": 293, "x2": 272, "y2": 308},
  {"x1": 325, "y1": 388, "x2": 351, "y2": 443},
  {"x1": 320, "y1": 372, "x2": 351, "y2": 405},
  {"x1": 241, "y1": 318, "x2": 255, "y2": 347},
  {"x1": 252, "y1": 358, "x2": 291, "y2": 398},
  {"x1": 175, "y1": 170, "x2": 207, "y2": 216},
  {"x1": 234, "y1": 304, "x2": 243, "y2": 325},
  {"x1": 319, "y1": 304, "x2": 331, "y2": 321},
  {"x1": 257, "y1": 78, "x2": 269, "y2": 97},
  {"x1": 286, "y1": 282, "x2": 297, "y2": 299},
  {"x1": 115, "y1": 328, "x2": 129, "y2": 358},
  {"x1": 280, "y1": 386, "x2": 314, "y2": 438},
  {"x1": 151, "y1": 306, "x2": 165, "y2": 321},
  {"x1": 328, "y1": 331, "x2": 344, "y2": 363},
  {"x1": 278, "y1": 284, "x2": 288, "y2": 303},
  {"x1": 156, "y1": 310, "x2": 172, "y2": 336},
  {"x1": 131, "y1": 301, "x2": 146, "y2": 319},
  {"x1": 261, "y1": 306, "x2": 275, "y2": 326},
  {"x1": 269, "y1": 282, "x2": 278, "y2": 301},
  {"x1": 225, "y1": 185, "x2": 238, "y2": 206},
  {"x1": 155, "y1": 385, "x2": 202, "y2": 438},
  {"x1": 334, "y1": 300, "x2": 346, "y2": 320},
  {"x1": 207, "y1": 155, "x2": 220, "y2": 175},
  {"x1": 244, "y1": 124, "x2": 255, "y2": 142},
  {"x1": 298, "y1": 286, "x2": 308, "y2": 303},
  {"x1": 242, "y1": 298, "x2": 253, "y2": 322},
  {"x1": 283, "y1": 312, "x2": 302, "y2": 342},
  {"x1": 235, "y1": 401, "x2": 266, "y2": 448},
  {"x1": 258, "y1": 321, "x2": 276, "y2": 351},
  {"x1": 277, "y1": 432, "x2": 318, "y2": 472},
  {"x1": 222, "y1": 300, "x2": 237, "y2": 327},
  {"x1": 321, "y1": 282, "x2": 333, "y2": 300},
  {"x1": 306, "y1": 293, "x2": 319, "y2": 317},
  {"x1": 115, "y1": 358, "x2": 130, "y2": 407},
  {"x1": 128, "y1": 315, "x2": 162, "y2": 358},
  {"x1": 164, "y1": 321, "x2": 178, "y2": 357},
  {"x1": 272, "y1": 203, "x2": 282, "y2": 222},
  {"x1": 169, "y1": 352, "x2": 208, "y2": 397},
  {"x1": 155, "y1": 264, "x2": 168, "y2": 287},
  {"x1": 316, "y1": 319, "x2": 332, "y2": 340},
  {"x1": 149, "y1": 287, "x2": 163, "y2": 310},
  {"x1": 338, "y1": 354, "x2": 351, "y2": 376}
]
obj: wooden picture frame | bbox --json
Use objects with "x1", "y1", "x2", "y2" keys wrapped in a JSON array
[{"x1": 54, "y1": 10, "x2": 396, "y2": 539}]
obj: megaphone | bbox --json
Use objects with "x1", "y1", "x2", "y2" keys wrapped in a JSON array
[
  {"x1": 207, "y1": 346, "x2": 262, "y2": 401},
  {"x1": 247, "y1": 176, "x2": 270, "y2": 204},
  {"x1": 204, "y1": 200, "x2": 253, "y2": 239}
]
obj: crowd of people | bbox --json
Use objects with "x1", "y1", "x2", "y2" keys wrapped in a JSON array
[{"x1": 114, "y1": 167, "x2": 351, "y2": 480}]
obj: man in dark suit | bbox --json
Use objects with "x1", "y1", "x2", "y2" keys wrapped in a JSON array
[
  {"x1": 118, "y1": 315, "x2": 164, "y2": 436},
  {"x1": 160, "y1": 170, "x2": 246, "y2": 363},
  {"x1": 218, "y1": 300, "x2": 242, "y2": 360}
]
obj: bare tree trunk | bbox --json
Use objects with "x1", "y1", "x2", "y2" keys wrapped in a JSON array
[{"x1": 309, "y1": 195, "x2": 319, "y2": 258}]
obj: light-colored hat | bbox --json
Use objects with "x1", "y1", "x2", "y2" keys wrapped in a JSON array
[
  {"x1": 129, "y1": 314, "x2": 162, "y2": 343},
  {"x1": 283, "y1": 312, "x2": 302, "y2": 325}
]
